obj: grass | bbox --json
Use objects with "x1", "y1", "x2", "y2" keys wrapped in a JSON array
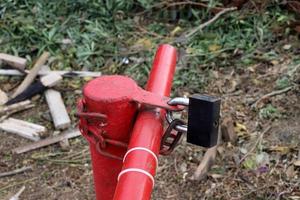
[{"x1": 0, "y1": 1, "x2": 297, "y2": 92}]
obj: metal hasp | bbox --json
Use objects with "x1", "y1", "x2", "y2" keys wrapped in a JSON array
[
  {"x1": 187, "y1": 94, "x2": 221, "y2": 147},
  {"x1": 78, "y1": 44, "x2": 177, "y2": 200}
]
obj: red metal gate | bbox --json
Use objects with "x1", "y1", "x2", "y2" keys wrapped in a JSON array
[{"x1": 78, "y1": 44, "x2": 177, "y2": 200}]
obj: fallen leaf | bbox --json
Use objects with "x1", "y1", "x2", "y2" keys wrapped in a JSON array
[
  {"x1": 217, "y1": 146, "x2": 225, "y2": 155},
  {"x1": 286, "y1": 165, "x2": 295, "y2": 179},
  {"x1": 210, "y1": 174, "x2": 223, "y2": 179},
  {"x1": 257, "y1": 166, "x2": 268, "y2": 174},
  {"x1": 234, "y1": 122, "x2": 248, "y2": 136},
  {"x1": 180, "y1": 162, "x2": 187, "y2": 173},
  {"x1": 271, "y1": 60, "x2": 279, "y2": 65},
  {"x1": 256, "y1": 152, "x2": 269, "y2": 166},
  {"x1": 252, "y1": 78, "x2": 262, "y2": 86},
  {"x1": 208, "y1": 44, "x2": 221, "y2": 52},
  {"x1": 247, "y1": 66, "x2": 255, "y2": 72},
  {"x1": 61, "y1": 38, "x2": 72, "y2": 45},
  {"x1": 268, "y1": 146, "x2": 291, "y2": 154},
  {"x1": 83, "y1": 76, "x2": 93, "y2": 82},
  {"x1": 186, "y1": 47, "x2": 196, "y2": 54},
  {"x1": 240, "y1": 147, "x2": 248, "y2": 154},
  {"x1": 170, "y1": 26, "x2": 182, "y2": 36},
  {"x1": 283, "y1": 44, "x2": 292, "y2": 50},
  {"x1": 288, "y1": 196, "x2": 300, "y2": 200},
  {"x1": 295, "y1": 26, "x2": 300, "y2": 33},
  {"x1": 134, "y1": 38, "x2": 153, "y2": 50},
  {"x1": 294, "y1": 160, "x2": 300, "y2": 166},
  {"x1": 243, "y1": 155, "x2": 256, "y2": 169}
]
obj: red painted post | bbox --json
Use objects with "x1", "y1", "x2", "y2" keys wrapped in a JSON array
[
  {"x1": 113, "y1": 44, "x2": 177, "y2": 200},
  {"x1": 79, "y1": 76, "x2": 140, "y2": 200}
]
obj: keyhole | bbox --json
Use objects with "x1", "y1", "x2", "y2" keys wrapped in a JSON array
[{"x1": 213, "y1": 120, "x2": 219, "y2": 127}]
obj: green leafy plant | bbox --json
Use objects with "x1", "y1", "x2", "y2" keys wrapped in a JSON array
[{"x1": 259, "y1": 104, "x2": 280, "y2": 119}]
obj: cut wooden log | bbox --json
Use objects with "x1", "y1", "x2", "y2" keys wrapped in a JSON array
[
  {"x1": 0, "y1": 69, "x2": 101, "y2": 77},
  {"x1": 0, "y1": 100, "x2": 32, "y2": 115},
  {"x1": 12, "y1": 129, "x2": 81, "y2": 154},
  {"x1": 11, "y1": 52, "x2": 49, "y2": 98},
  {"x1": 45, "y1": 89, "x2": 71, "y2": 130},
  {"x1": 0, "y1": 118, "x2": 45, "y2": 141},
  {"x1": 0, "y1": 89, "x2": 8, "y2": 105},
  {"x1": 0, "y1": 53, "x2": 27, "y2": 71}
]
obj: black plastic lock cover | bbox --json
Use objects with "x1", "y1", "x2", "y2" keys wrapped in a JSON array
[{"x1": 187, "y1": 94, "x2": 221, "y2": 148}]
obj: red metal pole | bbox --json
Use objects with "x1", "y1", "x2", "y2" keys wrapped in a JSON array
[
  {"x1": 113, "y1": 44, "x2": 177, "y2": 200},
  {"x1": 80, "y1": 76, "x2": 140, "y2": 200}
]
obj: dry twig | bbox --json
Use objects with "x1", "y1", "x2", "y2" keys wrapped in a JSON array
[
  {"x1": 9, "y1": 186, "x2": 25, "y2": 200},
  {"x1": 185, "y1": 7, "x2": 237, "y2": 38},
  {"x1": 0, "y1": 166, "x2": 32, "y2": 178},
  {"x1": 0, "y1": 177, "x2": 37, "y2": 193},
  {"x1": 0, "y1": 100, "x2": 34, "y2": 122},
  {"x1": 13, "y1": 129, "x2": 81, "y2": 154},
  {"x1": 238, "y1": 126, "x2": 271, "y2": 165},
  {"x1": 191, "y1": 128, "x2": 222, "y2": 180},
  {"x1": 137, "y1": 1, "x2": 225, "y2": 15},
  {"x1": 252, "y1": 86, "x2": 293, "y2": 109}
]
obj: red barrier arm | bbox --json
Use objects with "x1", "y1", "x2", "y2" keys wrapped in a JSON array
[{"x1": 113, "y1": 44, "x2": 177, "y2": 200}]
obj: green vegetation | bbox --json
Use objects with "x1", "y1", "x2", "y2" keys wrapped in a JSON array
[
  {"x1": 0, "y1": 1, "x2": 297, "y2": 92},
  {"x1": 259, "y1": 104, "x2": 280, "y2": 119}
]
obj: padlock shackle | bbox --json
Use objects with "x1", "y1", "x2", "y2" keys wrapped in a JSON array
[{"x1": 113, "y1": 44, "x2": 177, "y2": 200}]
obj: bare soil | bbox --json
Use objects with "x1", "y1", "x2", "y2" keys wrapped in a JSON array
[{"x1": 0, "y1": 58, "x2": 299, "y2": 199}]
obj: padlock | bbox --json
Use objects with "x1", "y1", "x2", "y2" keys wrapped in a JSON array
[
  {"x1": 166, "y1": 94, "x2": 221, "y2": 148},
  {"x1": 187, "y1": 94, "x2": 221, "y2": 147}
]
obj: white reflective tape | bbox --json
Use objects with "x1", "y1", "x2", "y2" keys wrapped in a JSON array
[
  {"x1": 118, "y1": 168, "x2": 155, "y2": 188},
  {"x1": 123, "y1": 147, "x2": 158, "y2": 169}
]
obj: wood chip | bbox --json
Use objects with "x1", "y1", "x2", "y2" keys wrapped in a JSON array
[
  {"x1": 0, "y1": 89, "x2": 8, "y2": 105},
  {"x1": 59, "y1": 138, "x2": 70, "y2": 150}
]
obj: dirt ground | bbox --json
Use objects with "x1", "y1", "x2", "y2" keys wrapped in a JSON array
[{"x1": 0, "y1": 55, "x2": 299, "y2": 199}]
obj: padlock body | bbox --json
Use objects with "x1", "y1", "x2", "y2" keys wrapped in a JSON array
[{"x1": 187, "y1": 94, "x2": 221, "y2": 147}]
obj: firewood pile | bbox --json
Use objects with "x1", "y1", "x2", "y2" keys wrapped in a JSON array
[{"x1": 0, "y1": 52, "x2": 100, "y2": 155}]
